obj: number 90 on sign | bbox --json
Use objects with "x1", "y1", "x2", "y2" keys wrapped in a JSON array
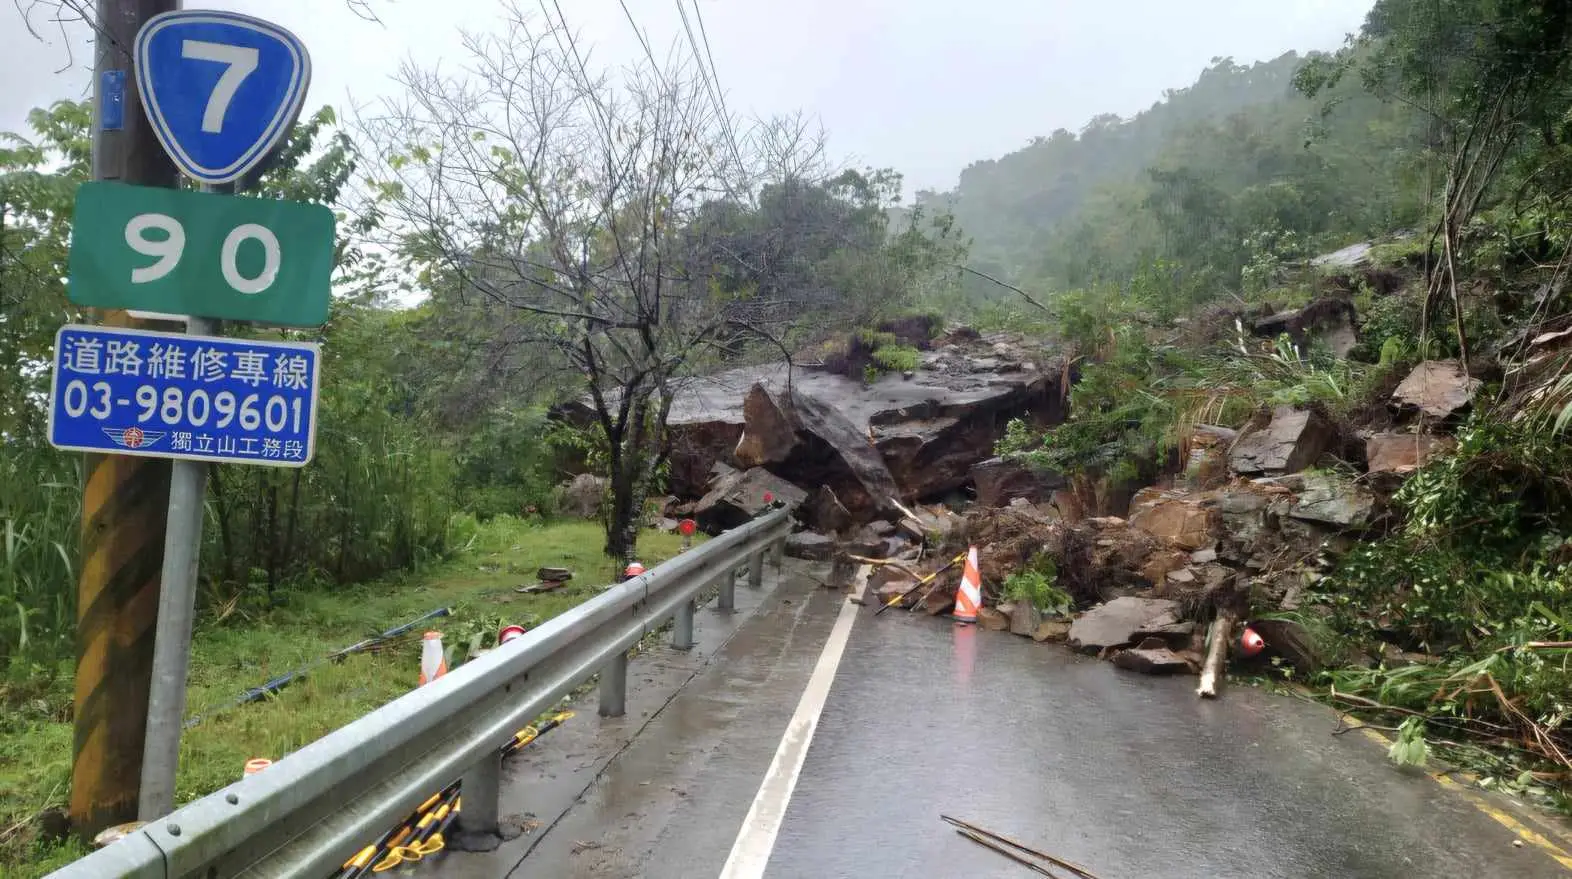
[
  {"x1": 68, "y1": 181, "x2": 334, "y2": 327},
  {"x1": 127, "y1": 213, "x2": 280, "y2": 294}
]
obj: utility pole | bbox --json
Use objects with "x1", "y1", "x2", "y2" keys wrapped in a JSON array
[{"x1": 69, "y1": 0, "x2": 181, "y2": 842}]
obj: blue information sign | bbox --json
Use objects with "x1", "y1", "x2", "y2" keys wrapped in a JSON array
[
  {"x1": 47, "y1": 325, "x2": 320, "y2": 468},
  {"x1": 134, "y1": 10, "x2": 312, "y2": 185}
]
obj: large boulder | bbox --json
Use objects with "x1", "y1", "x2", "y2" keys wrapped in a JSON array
[
  {"x1": 733, "y1": 382, "x2": 799, "y2": 468},
  {"x1": 1391, "y1": 360, "x2": 1481, "y2": 419},
  {"x1": 785, "y1": 531, "x2": 834, "y2": 561},
  {"x1": 1289, "y1": 472, "x2": 1375, "y2": 529},
  {"x1": 1228, "y1": 407, "x2": 1335, "y2": 475},
  {"x1": 1251, "y1": 298, "x2": 1359, "y2": 359},
  {"x1": 693, "y1": 468, "x2": 806, "y2": 533},
  {"x1": 665, "y1": 421, "x2": 743, "y2": 500},
  {"x1": 730, "y1": 383, "x2": 901, "y2": 522},
  {"x1": 630, "y1": 330, "x2": 1070, "y2": 505},
  {"x1": 1128, "y1": 488, "x2": 1217, "y2": 550},
  {"x1": 1068, "y1": 597, "x2": 1183, "y2": 654},
  {"x1": 970, "y1": 456, "x2": 1064, "y2": 507},
  {"x1": 1365, "y1": 433, "x2": 1453, "y2": 474},
  {"x1": 801, "y1": 485, "x2": 854, "y2": 535},
  {"x1": 786, "y1": 390, "x2": 903, "y2": 520}
]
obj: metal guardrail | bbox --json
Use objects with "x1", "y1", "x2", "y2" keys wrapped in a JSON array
[{"x1": 49, "y1": 510, "x2": 792, "y2": 879}]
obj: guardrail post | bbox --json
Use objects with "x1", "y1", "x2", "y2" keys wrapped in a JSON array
[
  {"x1": 599, "y1": 650, "x2": 627, "y2": 717},
  {"x1": 716, "y1": 570, "x2": 736, "y2": 611},
  {"x1": 673, "y1": 599, "x2": 695, "y2": 650},
  {"x1": 458, "y1": 752, "x2": 502, "y2": 840},
  {"x1": 771, "y1": 537, "x2": 786, "y2": 571},
  {"x1": 748, "y1": 549, "x2": 766, "y2": 588}
]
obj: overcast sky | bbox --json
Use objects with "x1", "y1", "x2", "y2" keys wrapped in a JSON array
[{"x1": 2, "y1": 0, "x2": 1373, "y2": 194}]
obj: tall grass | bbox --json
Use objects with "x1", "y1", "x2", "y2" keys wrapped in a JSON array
[
  {"x1": 0, "y1": 411, "x2": 461, "y2": 675},
  {"x1": 0, "y1": 445, "x2": 79, "y2": 670}
]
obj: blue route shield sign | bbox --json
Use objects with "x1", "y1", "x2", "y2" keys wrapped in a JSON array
[
  {"x1": 47, "y1": 325, "x2": 321, "y2": 468},
  {"x1": 134, "y1": 10, "x2": 312, "y2": 185}
]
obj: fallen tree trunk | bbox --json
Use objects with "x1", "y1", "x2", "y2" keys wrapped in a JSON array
[{"x1": 1197, "y1": 610, "x2": 1237, "y2": 698}]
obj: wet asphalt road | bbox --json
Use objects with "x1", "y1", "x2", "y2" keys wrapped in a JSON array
[{"x1": 436, "y1": 563, "x2": 1572, "y2": 879}]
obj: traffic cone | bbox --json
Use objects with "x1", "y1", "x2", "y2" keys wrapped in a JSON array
[
  {"x1": 1239, "y1": 625, "x2": 1266, "y2": 657},
  {"x1": 953, "y1": 546, "x2": 982, "y2": 624},
  {"x1": 419, "y1": 631, "x2": 447, "y2": 685},
  {"x1": 498, "y1": 623, "x2": 527, "y2": 645}
]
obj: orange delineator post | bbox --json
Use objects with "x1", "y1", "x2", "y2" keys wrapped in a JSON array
[
  {"x1": 953, "y1": 546, "x2": 982, "y2": 624},
  {"x1": 418, "y1": 631, "x2": 447, "y2": 685}
]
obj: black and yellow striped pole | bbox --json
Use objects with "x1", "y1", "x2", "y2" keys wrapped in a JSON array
[{"x1": 68, "y1": 0, "x2": 183, "y2": 841}]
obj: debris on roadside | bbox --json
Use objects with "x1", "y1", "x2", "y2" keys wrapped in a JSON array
[
  {"x1": 942, "y1": 815, "x2": 1104, "y2": 879},
  {"x1": 517, "y1": 567, "x2": 573, "y2": 593}
]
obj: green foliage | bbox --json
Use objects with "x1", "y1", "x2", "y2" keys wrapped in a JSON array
[
  {"x1": 872, "y1": 343, "x2": 921, "y2": 374},
  {"x1": 1321, "y1": 418, "x2": 1572, "y2": 651},
  {"x1": 0, "y1": 516, "x2": 689, "y2": 876},
  {"x1": 1350, "y1": 291, "x2": 1422, "y2": 362},
  {"x1": 853, "y1": 330, "x2": 923, "y2": 381},
  {"x1": 1002, "y1": 554, "x2": 1071, "y2": 616},
  {"x1": 1388, "y1": 716, "x2": 1431, "y2": 767},
  {"x1": 451, "y1": 408, "x2": 560, "y2": 520},
  {"x1": 0, "y1": 104, "x2": 508, "y2": 670},
  {"x1": 997, "y1": 328, "x2": 1180, "y2": 482}
]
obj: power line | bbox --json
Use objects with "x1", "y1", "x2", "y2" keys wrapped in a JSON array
[
  {"x1": 674, "y1": 0, "x2": 747, "y2": 192},
  {"x1": 689, "y1": 0, "x2": 744, "y2": 167},
  {"x1": 618, "y1": 0, "x2": 662, "y2": 74}
]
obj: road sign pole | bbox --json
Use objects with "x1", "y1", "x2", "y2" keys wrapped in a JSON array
[
  {"x1": 69, "y1": 0, "x2": 182, "y2": 843},
  {"x1": 69, "y1": 6, "x2": 321, "y2": 825},
  {"x1": 139, "y1": 179, "x2": 226, "y2": 820}
]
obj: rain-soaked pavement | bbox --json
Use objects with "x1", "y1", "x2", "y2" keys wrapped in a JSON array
[{"x1": 434, "y1": 561, "x2": 1572, "y2": 879}]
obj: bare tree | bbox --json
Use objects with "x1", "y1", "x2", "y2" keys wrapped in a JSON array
[{"x1": 359, "y1": 4, "x2": 818, "y2": 559}]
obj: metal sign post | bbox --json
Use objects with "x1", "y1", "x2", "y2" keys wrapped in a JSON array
[{"x1": 53, "y1": 8, "x2": 321, "y2": 821}]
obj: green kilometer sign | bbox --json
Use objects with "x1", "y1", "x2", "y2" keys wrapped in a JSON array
[{"x1": 68, "y1": 181, "x2": 335, "y2": 327}]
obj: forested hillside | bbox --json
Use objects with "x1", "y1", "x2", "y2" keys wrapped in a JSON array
[{"x1": 928, "y1": 48, "x2": 1427, "y2": 311}]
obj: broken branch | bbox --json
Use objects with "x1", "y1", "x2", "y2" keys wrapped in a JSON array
[
  {"x1": 874, "y1": 552, "x2": 967, "y2": 616},
  {"x1": 1197, "y1": 610, "x2": 1237, "y2": 698},
  {"x1": 941, "y1": 815, "x2": 1102, "y2": 879}
]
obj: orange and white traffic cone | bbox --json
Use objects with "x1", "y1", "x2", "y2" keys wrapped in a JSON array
[
  {"x1": 419, "y1": 631, "x2": 448, "y2": 685},
  {"x1": 953, "y1": 546, "x2": 982, "y2": 624}
]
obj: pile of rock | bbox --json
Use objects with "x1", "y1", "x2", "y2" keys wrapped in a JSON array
[
  {"x1": 554, "y1": 328, "x2": 1070, "y2": 533},
  {"x1": 947, "y1": 356, "x2": 1480, "y2": 685}
]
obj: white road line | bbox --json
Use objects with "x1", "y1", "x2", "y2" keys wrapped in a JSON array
[{"x1": 718, "y1": 596, "x2": 860, "y2": 879}]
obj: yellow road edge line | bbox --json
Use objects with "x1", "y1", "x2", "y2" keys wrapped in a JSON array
[
  {"x1": 1329, "y1": 706, "x2": 1572, "y2": 871},
  {"x1": 1430, "y1": 773, "x2": 1572, "y2": 870}
]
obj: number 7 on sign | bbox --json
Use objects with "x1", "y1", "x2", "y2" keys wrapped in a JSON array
[{"x1": 181, "y1": 40, "x2": 259, "y2": 134}]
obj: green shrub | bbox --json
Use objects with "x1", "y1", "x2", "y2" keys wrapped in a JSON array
[
  {"x1": 872, "y1": 343, "x2": 921, "y2": 373},
  {"x1": 1002, "y1": 554, "x2": 1071, "y2": 616},
  {"x1": 1319, "y1": 418, "x2": 1572, "y2": 651}
]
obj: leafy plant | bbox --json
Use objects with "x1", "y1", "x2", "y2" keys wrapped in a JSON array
[
  {"x1": 1389, "y1": 716, "x2": 1430, "y2": 767},
  {"x1": 1002, "y1": 555, "x2": 1071, "y2": 616}
]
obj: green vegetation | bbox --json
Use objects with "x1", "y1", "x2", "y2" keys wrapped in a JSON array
[
  {"x1": 10, "y1": 0, "x2": 1572, "y2": 857},
  {"x1": 0, "y1": 516, "x2": 687, "y2": 876},
  {"x1": 1002, "y1": 555, "x2": 1071, "y2": 617},
  {"x1": 0, "y1": 9, "x2": 962, "y2": 857},
  {"x1": 963, "y1": 0, "x2": 1572, "y2": 803}
]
